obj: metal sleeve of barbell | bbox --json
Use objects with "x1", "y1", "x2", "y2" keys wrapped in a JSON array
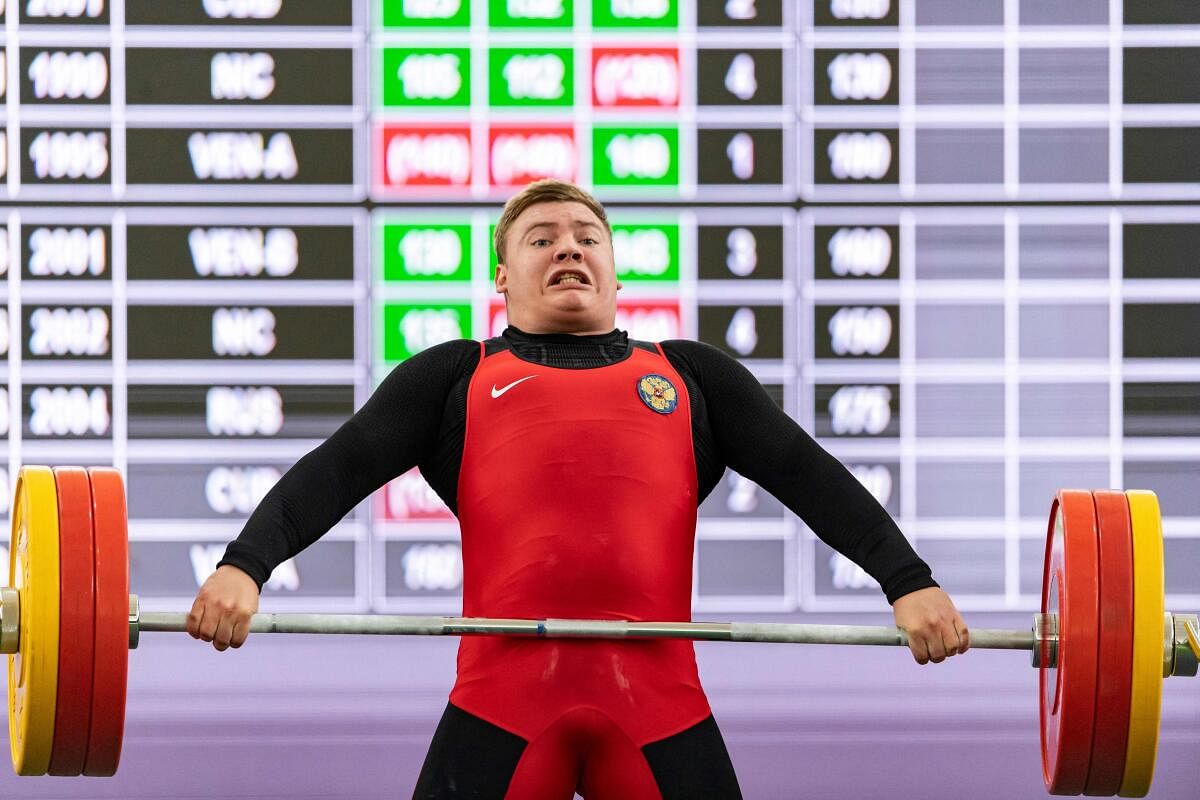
[{"x1": 135, "y1": 613, "x2": 1034, "y2": 650}]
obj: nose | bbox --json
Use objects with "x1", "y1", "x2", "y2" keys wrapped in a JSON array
[{"x1": 554, "y1": 244, "x2": 583, "y2": 262}]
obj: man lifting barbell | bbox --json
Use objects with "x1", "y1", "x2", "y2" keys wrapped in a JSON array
[{"x1": 186, "y1": 179, "x2": 969, "y2": 798}]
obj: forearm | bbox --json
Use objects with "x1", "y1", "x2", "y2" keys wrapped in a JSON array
[
  {"x1": 666, "y1": 339, "x2": 936, "y2": 603},
  {"x1": 750, "y1": 427, "x2": 936, "y2": 603},
  {"x1": 218, "y1": 430, "x2": 387, "y2": 588},
  {"x1": 217, "y1": 339, "x2": 478, "y2": 589}
]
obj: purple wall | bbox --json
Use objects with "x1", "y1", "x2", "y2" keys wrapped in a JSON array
[{"x1": 4, "y1": 613, "x2": 1197, "y2": 798}]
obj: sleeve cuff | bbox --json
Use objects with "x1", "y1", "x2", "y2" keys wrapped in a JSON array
[
  {"x1": 216, "y1": 546, "x2": 269, "y2": 592},
  {"x1": 884, "y1": 572, "x2": 940, "y2": 605}
]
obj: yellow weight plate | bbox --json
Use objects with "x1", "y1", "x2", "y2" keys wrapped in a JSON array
[
  {"x1": 1118, "y1": 490, "x2": 1164, "y2": 798},
  {"x1": 7, "y1": 466, "x2": 60, "y2": 776}
]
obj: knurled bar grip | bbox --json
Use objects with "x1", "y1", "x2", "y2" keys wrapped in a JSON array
[{"x1": 137, "y1": 612, "x2": 1035, "y2": 650}]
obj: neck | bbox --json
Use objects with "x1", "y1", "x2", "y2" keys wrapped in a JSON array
[
  {"x1": 506, "y1": 318, "x2": 616, "y2": 336},
  {"x1": 506, "y1": 325, "x2": 620, "y2": 339}
]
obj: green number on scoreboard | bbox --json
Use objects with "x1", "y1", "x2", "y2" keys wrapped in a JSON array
[
  {"x1": 489, "y1": 48, "x2": 575, "y2": 107},
  {"x1": 592, "y1": 126, "x2": 680, "y2": 187},
  {"x1": 382, "y1": 303, "x2": 474, "y2": 362},
  {"x1": 380, "y1": 0, "x2": 471, "y2": 27},
  {"x1": 592, "y1": 0, "x2": 677, "y2": 28},
  {"x1": 381, "y1": 224, "x2": 472, "y2": 282},
  {"x1": 611, "y1": 223, "x2": 679, "y2": 281},
  {"x1": 489, "y1": 0, "x2": 573, "y2": 27},
  {"x1": 382, "y1": 48, "x2": 471, "y2": 107}
]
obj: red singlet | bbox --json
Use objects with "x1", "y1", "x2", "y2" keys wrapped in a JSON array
[{"x1": 452, "y1": 342, "x2": 711, "y2": 797}]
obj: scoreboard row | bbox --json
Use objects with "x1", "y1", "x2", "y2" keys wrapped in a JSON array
[
  {"x1": 0, "y1": 472, "x2": 1191, "y2": 614},
  {"x1": 0, "y1": 1, "x2": 786, "y2": 28},
  {"x1": 3, "y1": 1, "x2": 1200, "y2": 29},
  {"x1": 5, "y1": 43, "x2": 1199, "y2": 111},
  {"x1": 6, "y1": 122, "x2": 1200, "y2": 200},
  {"x1": 1, "y1": 471, "x2": 1194, "y2": 613}
]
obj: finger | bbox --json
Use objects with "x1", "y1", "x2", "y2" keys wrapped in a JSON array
[
  {"x1": 230, "y1": 617, "x2": 251, "y2": 649},
  {"x1": 941, "y1": 621, "x2": 962, "y2": 657},
  {"x1": 197, "y1": 608, "x2": 221, "y2": 643},
  {"x1": 941, "y1": 631, "x2": 959, "y2": 658},
  {"x1": 909, "y1": 635, "x2": 930, "y2": 665},
  {"x1": 957, "y1": 621, "x2": 970, "y2": 653},
  {"x1": 213, "y1": 615, "x2": 235, "y2": 652},
  {"x1": 186, "y1": 599, "x2": 205, "y2": 639},
  {"x1": 926, "y1": 634, "x2": 947, "y2": 664}
]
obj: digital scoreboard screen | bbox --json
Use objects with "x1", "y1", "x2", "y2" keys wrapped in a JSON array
[{"x1": 1, "y1": 0, "x2": 1198, "y2": 616}]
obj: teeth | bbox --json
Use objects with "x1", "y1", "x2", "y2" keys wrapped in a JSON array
[{"x1": 556, "y1": 274, "x2": 583, "y2": 284}]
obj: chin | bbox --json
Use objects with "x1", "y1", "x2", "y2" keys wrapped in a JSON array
[
  {"x1": 549, "y1": 294, "x2": 591, "y2": 313},
  {"x1": 549, "y1": 308, "x2": 609, "y2": 333}
]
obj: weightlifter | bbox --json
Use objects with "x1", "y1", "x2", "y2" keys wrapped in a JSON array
[{"x1": 187, "y1": 179, "x2": 971, "y2": 799}]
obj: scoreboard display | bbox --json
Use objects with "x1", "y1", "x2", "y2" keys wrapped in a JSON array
[{"x1": 1, "y1": 0, "x2": 1198, "y2": 617}]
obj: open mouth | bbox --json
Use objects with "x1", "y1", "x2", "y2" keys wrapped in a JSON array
[{"x1": 548, "y1": 270, "x2": 590, "y2": 287}]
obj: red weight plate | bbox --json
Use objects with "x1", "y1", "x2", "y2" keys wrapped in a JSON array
[
  {"x1": 82, "y1": 468, "x2": 128, "y2": 777},
  {"x1": 47, "y1": 468, "x2": 96, "y2": 776},
  {"x1": 1041, "y1": 490, "x2": 1100, "y2": 795},
  {"x1": 1083, "y1": 491, "x2": 1134, "y2": 796}
]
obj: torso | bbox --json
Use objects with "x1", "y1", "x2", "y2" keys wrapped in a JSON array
[{"x1": 449, "y1": 339, "x2": 712, "y2": 745}]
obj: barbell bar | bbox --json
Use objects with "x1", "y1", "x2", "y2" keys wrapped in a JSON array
[
  {"x1": 113, "y1": 606, "x2": 1193, "y2": 674},
  {"x1": 4, "y1": 466, "x2": 1198, "y2": 796}
]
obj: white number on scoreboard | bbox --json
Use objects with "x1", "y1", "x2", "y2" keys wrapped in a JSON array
[
  {"x1": 28, "y1": 51, "x2": 108, "y2": 100},
  {"x1": 402, "y1": 544, "x2": 463, "y2": 591},
  {"x1": 28, "y1": 386, "x2": 109, "y2": 436},
  {"x1": 828, "y1": 227, "x2": 890, "y2": 277},
  {"x1": 26, "y1": 0, "x2": 104, "y2": 18},
  {"x1": 828, "y1": 385, "x2": 891, "y2": 435},
  {"x1": 27, "y1": 306, "x2": 109, "y2": 356},
  {"x1": 28, "y1": 131, "x2": 108, "y2": 180},
  {"x1": 28, "y1": 227, "x2": 106, "y2": 277}
]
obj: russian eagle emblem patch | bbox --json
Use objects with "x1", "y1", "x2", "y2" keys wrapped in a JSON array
[{"x1": 637, "y1": 373, "x2": 678, "y2": 414}]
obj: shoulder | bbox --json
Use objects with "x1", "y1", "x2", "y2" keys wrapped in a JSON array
[
  {"x1": 660, "y1": 339, "x2": 740, "y2": 371},
  {"x1": 379, "y1": 339, "x2": 481, "y2": 385},
  {"x1": 415, "y1": 338, "x2": 481, "y2": 365}
]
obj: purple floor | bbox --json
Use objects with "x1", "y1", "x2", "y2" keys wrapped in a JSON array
[{"x1": 4, "y1": 613, "x2": 1197, "y2": 799}]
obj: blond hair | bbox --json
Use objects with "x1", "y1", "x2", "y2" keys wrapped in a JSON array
[{"x1": 493, "y1": 179, "x2": 611, "y2": 264}]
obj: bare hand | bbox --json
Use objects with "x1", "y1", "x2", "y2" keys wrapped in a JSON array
[
  {"x1": 892, "y1": 587, "x2": 969, "y2": 665},
  {"x1": 187, "y1": 565, "x2": 260, "y2": 651}
]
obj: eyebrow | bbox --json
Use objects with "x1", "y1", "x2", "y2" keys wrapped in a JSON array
[{"x1": 521, "y1": 219, "x2": 604, "y2": 238}]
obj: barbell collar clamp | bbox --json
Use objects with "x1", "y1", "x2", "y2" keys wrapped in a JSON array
[
  {"x1": 1171, "y1": 612, "x2": 1199, "y2": 678},
  {"x1": 1033, "y1": 612, "x2": 1058, "y2": 670},
  {"x1": 130, "y1": 594, "x2": 140, "y2": 651},
  {"x1": 0, "y1": 587, "x2": 18, "y2": 656}
]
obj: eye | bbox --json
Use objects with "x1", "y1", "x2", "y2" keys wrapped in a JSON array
[
  {"x1": 531, "y1": 238, "x2": 550, "y2": 247},
  {"x1": 580, "y1": 237, "x2": 598, "y2": 246}
]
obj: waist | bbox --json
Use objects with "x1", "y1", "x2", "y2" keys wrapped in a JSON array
[
  {"x1": 450, "y1": 637, "x2": 710, "y2": 743},
  {"x1": 460, "y1": 535, "x2": 694, "y2": 621}
]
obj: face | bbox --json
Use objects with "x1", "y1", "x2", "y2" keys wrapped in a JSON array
[{"x1": 496, "y1": 201, "x2": 621, "y2": 335}]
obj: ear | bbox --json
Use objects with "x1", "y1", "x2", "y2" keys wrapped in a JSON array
[{"x1": 495, "y1": 262, "x2": 508, "y2": 294}]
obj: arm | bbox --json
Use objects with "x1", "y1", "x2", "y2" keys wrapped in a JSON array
[
  {"x1": 189, "y1": 338, "x2": 480, "y2": 650},
  {"x1": 663, "y1": 340, "x2": 968, "y2": 662}
]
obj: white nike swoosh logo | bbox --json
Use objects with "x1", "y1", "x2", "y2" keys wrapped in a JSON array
[{"x1": 491, "y1": 375, "x2": 538, "y2": 398}]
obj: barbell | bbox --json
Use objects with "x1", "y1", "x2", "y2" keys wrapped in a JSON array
[{"x1": 5, "y1": 465, "x2": 1198, "y2": 795}]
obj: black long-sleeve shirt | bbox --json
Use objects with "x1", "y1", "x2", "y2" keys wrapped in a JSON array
[{"x1": 219, "y1": 327, "x2": 937, "y2": 604}]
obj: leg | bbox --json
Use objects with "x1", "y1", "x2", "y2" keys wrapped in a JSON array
[
  {"x1": 641, "y1": 715, "x2": 743, "y2": 800},
  {"x1": 412, "y1": 703, "x2": 527, "y2": 800}
]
